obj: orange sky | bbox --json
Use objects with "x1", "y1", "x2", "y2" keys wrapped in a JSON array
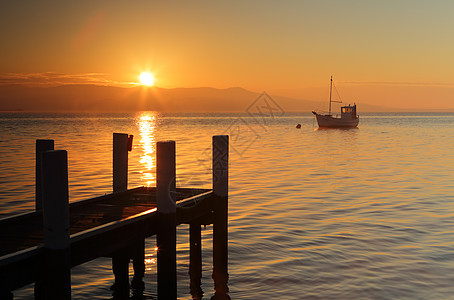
[{"x1": 1, "y1": 1, "x2": 453, "y2": 110}]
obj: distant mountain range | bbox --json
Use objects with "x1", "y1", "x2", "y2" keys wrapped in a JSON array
[{"x1": 0, "y1": 84, "x2": 393, "y2": 112}]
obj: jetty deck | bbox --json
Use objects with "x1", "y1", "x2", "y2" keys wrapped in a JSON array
[{"x1": 0, "y1": 187, "x2": 209, "y2": 257}]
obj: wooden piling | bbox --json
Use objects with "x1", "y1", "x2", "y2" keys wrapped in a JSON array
[
  {"x1": 212, "y1": 135, "x2": 229, "y2": 295},
  {"x1": 189, "y1": 223, "x2": 203, "y2": 298},
  {"x1": 35, "y1": 139, "x2": 54, "y2": 211},
  {"x1": 0, "y1": 291, "x2": 13, "y2": 300},
  {"x1": 156, "y1": 140, "x2": 177, "y2": 299},
  {"x1": 113, "y1": 133, "x2": 129, "y2": 193},
  {"x1": 156, "y1": 140, "x2": 176, "y2": 214},
  {"x1": 112, "y1": 133, "x2": 134, "y2": 296},
  {"x1": 131, "y1": 240, "x2": 145, "y2": 290},
  {"x1": 41, "y1": 150, "x2": 71, "y2": 300}
]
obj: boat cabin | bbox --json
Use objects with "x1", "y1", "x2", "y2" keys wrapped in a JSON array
[{"x1": 341, "y1": 104, "x2": 357, "y2": 119}]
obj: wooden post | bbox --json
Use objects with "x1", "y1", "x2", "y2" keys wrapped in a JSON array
[
  {"x1": 212, "y1": 135, "x2": 229, "y2": 296},
  {"x1": 0, "y1": 291, "x2": 13, "y2": 300},
  {"x1": 189, "y1": 223, "x2": 203, "y2": 298},
  {"x1": 113, "y1": 133, "x2": 129, "y2": 193},
  {"x1": 111, "y1": 133, "x2": 132, "y2": 296},
  {"x1": 156, "y1": 140, "x2": 176, "y2": 214},
  {"x1": 156, "y1": 140, "x2": 177, "y2": 299},
  {"x1": 36, "y1": 139, "x2": 54, "y2": 210},
  {"x1": 41, "y1": 150, "x2": 71, "y2": 299},
  {"x1": 131, "y1": 240, "x2": 145, "y2": 291}
]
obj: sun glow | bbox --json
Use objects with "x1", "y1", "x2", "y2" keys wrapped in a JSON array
[{"x1": 139, "y1": 72, "x2": 155, "y2": 86}]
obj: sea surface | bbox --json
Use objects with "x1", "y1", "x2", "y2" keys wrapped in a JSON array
[{"x1": 1, "y1": 111, "x2": 454, "y2": 299}]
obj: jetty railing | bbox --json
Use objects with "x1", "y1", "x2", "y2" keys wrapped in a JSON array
[{"x1": 0, "y1": 133, "x2": 229, "y2": 300}]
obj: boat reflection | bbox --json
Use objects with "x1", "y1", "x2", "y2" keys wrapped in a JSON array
[{"x1": 137, "y1": 112, "x2": 158, "y2": 186}]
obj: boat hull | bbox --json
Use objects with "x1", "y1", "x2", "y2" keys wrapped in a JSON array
[{"x1": 313, "y1": 113, "x2": 359, "y2": 128}]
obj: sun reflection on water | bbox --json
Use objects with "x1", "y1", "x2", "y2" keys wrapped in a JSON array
[{"x1": 137, "y1": 112, "x2": 158, "y2": 186}]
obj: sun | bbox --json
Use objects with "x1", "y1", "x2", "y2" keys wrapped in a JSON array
[{"x1": 139, "y1": 72, "x2": 155, "y2": 86}]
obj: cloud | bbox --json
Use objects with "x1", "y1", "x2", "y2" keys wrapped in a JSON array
[
  {"x1": 340, "y1": 81, "x2": 454, "y2": 88},
  {"x1": 0, "y1": 72, "x2": 131, "y2": 87}
]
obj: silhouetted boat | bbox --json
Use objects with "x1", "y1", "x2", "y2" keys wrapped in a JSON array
[{"x1": 312, "y1": 76, "x2": 359, "y2": 128}]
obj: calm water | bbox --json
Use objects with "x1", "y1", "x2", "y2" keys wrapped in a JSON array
[{"x1": 1, "y1": 111, "x2": 454, "y2": 299}]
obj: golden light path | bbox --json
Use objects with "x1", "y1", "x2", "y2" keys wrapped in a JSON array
[{"x1": 137, "y1": 112, "x2": 158, "y2": 186}]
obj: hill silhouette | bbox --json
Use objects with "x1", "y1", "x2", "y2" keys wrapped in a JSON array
[{"x1": 0, "y1": 84, "x2": 390, "y2": 112}]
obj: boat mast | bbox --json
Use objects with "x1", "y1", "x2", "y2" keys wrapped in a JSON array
[{"x1": 329, "y1": 76, "x2": 333, "y2": 116}]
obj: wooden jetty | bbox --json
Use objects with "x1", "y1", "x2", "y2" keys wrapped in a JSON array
[{"x1": 0, "y1": 133, "x2": 229, "y2": 299}]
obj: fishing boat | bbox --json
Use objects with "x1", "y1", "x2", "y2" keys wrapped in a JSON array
[{"x1": 312, "y1": 76, "x2": 359, "y2": 128}]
